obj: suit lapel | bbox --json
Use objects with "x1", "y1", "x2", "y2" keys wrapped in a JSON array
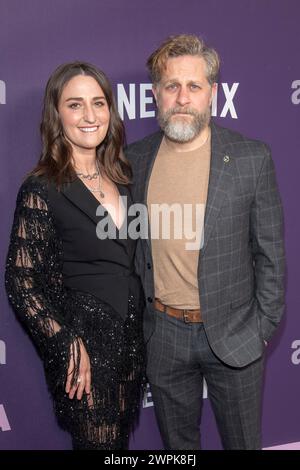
[
  {"x1": 141, "y1": 132, "x2": 164, "y2": 250},
  {"x1": 201, "y1": 123, "x2": 235, "y2": 254},
  {"x1": 61, "y1": 178, "x2": 130, "y2": 253},
  {"x1": 61, "y1": 178, "x2": 99, "y2": 225},
  {"x1": 142, "y1": 132, "x2": 164, "y2": 206}
]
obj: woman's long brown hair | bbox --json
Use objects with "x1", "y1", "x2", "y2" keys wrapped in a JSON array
[{"x1": 30, "y1": 62, "x2": 131, "y2": 187}]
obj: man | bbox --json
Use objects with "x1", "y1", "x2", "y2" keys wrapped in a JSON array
[{"x1": 126, "y1": 34, "x2": 285, "y2": 450}]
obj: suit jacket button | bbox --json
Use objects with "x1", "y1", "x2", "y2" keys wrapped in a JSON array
[
  {"x1": 147, "y1": 297, "x2": 153, "y2": 303},
  {"x1": 147, "y1": 263, "x2": 151, "y2": 269}
]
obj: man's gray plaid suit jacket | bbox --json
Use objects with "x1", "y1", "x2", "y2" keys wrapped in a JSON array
[{"x1": 125, "y1": 122, "x2": 285, "y2": 368}]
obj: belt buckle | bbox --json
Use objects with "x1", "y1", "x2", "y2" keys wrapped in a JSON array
[{"x1": 183, "y1": 309, "x2": 191, "y2": 323}]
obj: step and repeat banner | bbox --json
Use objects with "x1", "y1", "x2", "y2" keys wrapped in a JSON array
[{"x1": 1, "y1": 0, "x2": 299, "y2": 450}]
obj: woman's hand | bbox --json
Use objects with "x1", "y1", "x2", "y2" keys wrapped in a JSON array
[{"x1": 65, "y1": 338, "x2": 91, "y2": 400}]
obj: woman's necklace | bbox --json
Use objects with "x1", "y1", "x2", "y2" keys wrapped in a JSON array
[
  {"x1": 76, "y1": 162, "x2": 105, "y2": 198},
  {"x1": 76, "y1": 170, "x2": 99, "y2": 180}
]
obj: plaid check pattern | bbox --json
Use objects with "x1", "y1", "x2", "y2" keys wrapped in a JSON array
[{"x1": 125, "y1": 122, "x2": 285, "y2": 368}]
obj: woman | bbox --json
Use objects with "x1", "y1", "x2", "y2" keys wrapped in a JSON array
[{"x1": 5, "y1": 62, "x2": 145, "y2": 450}]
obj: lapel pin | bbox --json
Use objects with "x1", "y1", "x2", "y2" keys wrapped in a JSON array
[{"x1": 223, "y1": 155, "x2": 230, "y2": 163}]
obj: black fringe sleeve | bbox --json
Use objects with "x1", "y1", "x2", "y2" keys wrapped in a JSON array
[{"x1": 5, "y1": 177, "x2": 81, "y2": 391}]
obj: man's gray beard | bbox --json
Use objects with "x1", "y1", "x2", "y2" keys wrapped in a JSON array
[{"x1": 157, "y1": 107, "x2": 211, "y2": 143}]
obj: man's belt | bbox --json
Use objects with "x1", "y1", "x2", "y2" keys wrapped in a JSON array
[{"x1": 154, "y1": 298, "x2": 203, "y2": 323}]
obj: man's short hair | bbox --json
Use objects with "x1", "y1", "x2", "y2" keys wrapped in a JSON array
[{"x1": 147, "y1": 34, "x2": 220, "y2": 86}]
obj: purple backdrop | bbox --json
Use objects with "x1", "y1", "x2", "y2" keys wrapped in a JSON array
[{"x1": 1, "y1": 0, "x2": 300, "y2": 450}]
